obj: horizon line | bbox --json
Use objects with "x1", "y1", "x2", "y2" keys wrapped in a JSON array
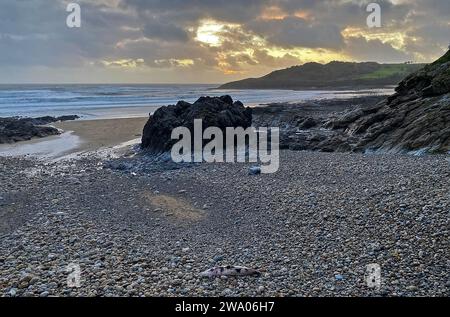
[{"x1": 0, "y1": 82, "x2": 224, "y2": 86}]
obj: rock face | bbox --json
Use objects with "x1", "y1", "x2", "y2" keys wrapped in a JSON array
[
  {"x1": 0, "y1": 115, "x2": 79, "y2": 144},
  {"x1": 253, "y1": 51, "x2": 450, "y2": 154},
  {"x1": 334, "y1": 50, "x2": 450, "y2": 154},
  {"x1": 141, "y1": 96, "x2": 252, "y2": 153}
]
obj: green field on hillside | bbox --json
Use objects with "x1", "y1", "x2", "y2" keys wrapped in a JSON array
[{"x1": 359, "y1": 64, "x2": 421, "y2": 79}]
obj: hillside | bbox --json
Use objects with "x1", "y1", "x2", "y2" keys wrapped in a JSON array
[{"x1": 219, "y1": 61, "x2": 424, "y2": 90}]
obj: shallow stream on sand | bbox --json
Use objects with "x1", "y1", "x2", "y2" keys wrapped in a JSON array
[{"x1": 0, "y1": 131, "x2": 81, "y2": 159}]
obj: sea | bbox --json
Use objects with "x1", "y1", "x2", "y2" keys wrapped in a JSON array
[{"x1": 0, "y1": 84, "x2": 394, "y2": 120}]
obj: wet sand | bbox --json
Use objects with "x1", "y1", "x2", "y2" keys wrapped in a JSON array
[
  {"x1": 0, "y1": 117, "x2": 149, "y2": 159},
  {"x1": 54, "y1": 117, "x2": 148, "y2": 152}
]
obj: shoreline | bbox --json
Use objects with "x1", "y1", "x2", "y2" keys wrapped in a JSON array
[
  {"x1": 0, "y1": 117, "x2": 148, "y2": 159},
  {"x1": 0, "y1": 93, "x2": 440, "y2": 159},
  {"x1": 0, "y1": 87, "x2": 393, "y2": 120},
  {"x1": 0, "y1": 94, "x2": 382, "y2": 159}
]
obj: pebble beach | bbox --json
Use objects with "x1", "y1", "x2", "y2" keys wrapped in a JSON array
[{"x1": 1, "y1": 150, "x2": 448, "y2": 297}]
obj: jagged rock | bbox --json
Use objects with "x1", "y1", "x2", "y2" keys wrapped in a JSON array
[
  {"x1": 0, "y1": 119, "x2": 57, "y2": 144},
  {"x1": 141, "y1": 95, "x2": 252, "y2": 153},
  {"x1": 346, "y1": 51, "x2": 450, "y2": 153},
  {"x1": 0, "y1": 115, "x2": 79, "y2": 144}
]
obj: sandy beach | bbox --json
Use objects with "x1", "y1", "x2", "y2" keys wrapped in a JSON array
[
  {"x1": 54, "y1": 117, "x2": 149, "y2": 152},
  {"x1": 0, "y1": 117, "x2": 149, "y2": 159}
]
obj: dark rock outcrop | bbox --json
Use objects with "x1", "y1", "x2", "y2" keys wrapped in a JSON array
[
  {"x1": 141, "y1": 96, "x2": 252, "y2": 153},
  {"x1": 25, "y1": 115, "x2": 80, "y2": 126},
  {"x1": 0, "y1": 115, "x2": 79, "y2": 144}
]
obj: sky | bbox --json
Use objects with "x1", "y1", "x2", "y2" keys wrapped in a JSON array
[{"x1": 0, "y1": 0, "x2": 449, "y2": 84}]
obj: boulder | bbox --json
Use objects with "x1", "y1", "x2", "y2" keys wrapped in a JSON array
[{"x1": 141, "y1": 95, "x2": 252, "y2": 153}]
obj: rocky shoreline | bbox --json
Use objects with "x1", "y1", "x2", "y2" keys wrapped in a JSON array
[
  {"x1": 252, "y1": 95, "x2": 386, "y2": 151},
  {"x1": 0, "y1": 151, "x2": 449, "y2": 297},
  {"x1": 253, "y1": 51, "x2": 450, "y2": 154}
]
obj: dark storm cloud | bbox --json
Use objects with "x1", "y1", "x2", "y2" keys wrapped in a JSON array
[
  {"x1": 115, "y1": 0, "x2": 448, "y2": 55},
  {"x1": 0, "y1": 0, "x2": 449, "y2": 82},
  {"x1": 121, "y1": 0, "x2": 269, "y2": 23},
  {"x1": 142, "y1": 17, "x2": 190, "y2": 42},
  {"x1": 417, "y1": 0, "x2": 450, "y2": 15},
  {"x1": 0, "y1": 0, "x2": 139, "y2": 66},
  {"x1": 344, "y1": 36, "x2": 412, "y2": 63},
  {"x1": 276, "y1": 0, "x2": 411, "y2": 28},
  {"x1": 246, "y1": 16, "x2": 345, "y2": 49}
]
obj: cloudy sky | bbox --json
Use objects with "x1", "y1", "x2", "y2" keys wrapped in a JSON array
[{"x1": 0, "y1": 0, "x2": 449, "y2": 84}]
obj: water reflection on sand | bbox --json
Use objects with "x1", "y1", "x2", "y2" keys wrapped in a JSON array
[{"x1": 0, "y1": 131, "x2": 81, "y2": 159}]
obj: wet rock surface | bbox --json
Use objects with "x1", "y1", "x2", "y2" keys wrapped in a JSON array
[{"x1": 252, "y1": 96, "x2": 385, "y2": 152}]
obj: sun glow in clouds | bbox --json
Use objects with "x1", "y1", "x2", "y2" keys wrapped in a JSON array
[
  {"x1": 98, "y1": 6, "x2": 429, "y2": 77},
  {"x1": 342, "y1": 27, "x2": 408, "y2": 50},
  {"x1": 196, "y1": 21, "x2": 223, "y2": 46},
  {"x1": 155, "y1": 59, "x2": 195, "y2": 67},
  {"x1": 260, "y1": 6, "x2": 287, "y2": 20},
  {"x1": 195, "y1": 20, "x2": 239, "y2": 47}
]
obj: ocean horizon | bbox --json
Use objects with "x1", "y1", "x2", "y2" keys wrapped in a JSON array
[{"x1": 0, "y1": 84, "x2": 394, "y2": 120}]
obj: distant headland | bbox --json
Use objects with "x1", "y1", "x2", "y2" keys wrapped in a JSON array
[{"x1": 219, "y1": 61, "x2": 424, "y2": 90}]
